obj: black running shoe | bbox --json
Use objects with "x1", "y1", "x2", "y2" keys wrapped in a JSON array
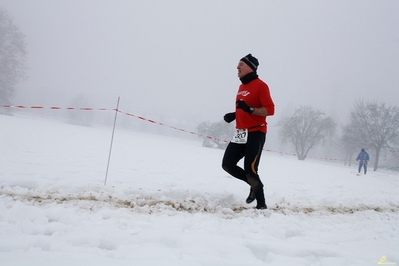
[
  {"x1": 256, "y1": 204, "x2": 267, "y2": 210},
  {"x1": 246, "y1": 188, "x2": 256, "y2": 204}
]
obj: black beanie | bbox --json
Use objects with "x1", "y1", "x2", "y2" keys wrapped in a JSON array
[{"x1": 241, "y1": 54, "x2": 259, "y2": 72}]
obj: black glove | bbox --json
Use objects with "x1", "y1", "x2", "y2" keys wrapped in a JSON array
[
  {"x1": 236, "y1": 100, "x2": 254, "y2": 114},
  {"x1": 224, "y1": 112, "x2": 236, "y2": 123}
]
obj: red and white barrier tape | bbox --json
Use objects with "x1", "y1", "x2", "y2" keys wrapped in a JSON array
[
  {"x1": 1, "y1": 105, "x2": 114, "y2": 111},
  {"x1": 117, "y1": 110, "x2": 228, "y2": 144},
  {"x1": 1, "y1": 104, "x2": 226, "y2": 144},
  {"x1": 2, "y1": 104, "x2": 398, "y2": 163}
]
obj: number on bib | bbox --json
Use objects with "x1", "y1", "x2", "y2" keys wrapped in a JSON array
[{"x1": 231, "y1": 129, "x2": 248, "y2": 144}]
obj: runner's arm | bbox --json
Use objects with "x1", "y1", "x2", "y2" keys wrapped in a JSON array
[{"x1": 251, "y1": 107, "x2": 268, "y2": 116}]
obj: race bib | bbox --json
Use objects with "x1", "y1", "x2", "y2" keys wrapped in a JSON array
[{"x1": 231, "y1": 129, "x2": 248, "y2": 144}]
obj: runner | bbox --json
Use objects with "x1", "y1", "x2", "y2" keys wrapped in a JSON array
[{"x1": 222, "y1": 54, "x2": 275, "y2": 210}]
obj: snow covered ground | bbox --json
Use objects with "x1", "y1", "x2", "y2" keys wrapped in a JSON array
[{"x1": 1, "y1": 112, "x2": 398, "y2": 266}]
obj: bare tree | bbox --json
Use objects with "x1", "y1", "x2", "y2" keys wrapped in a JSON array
[
  {"x1": 278, "y1": 105, "x2": 336, "y2": 160},
  {"x1": 0, "y1": 7, "x2": 27, "y2": 108},
  {"x1": 343, "y1": 100, "x2": 399, "y2": 171}
]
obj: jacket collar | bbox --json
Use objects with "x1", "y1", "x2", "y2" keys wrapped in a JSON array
[{"x1": 240, "y1": 72, "x2": 258, "y2": 84}]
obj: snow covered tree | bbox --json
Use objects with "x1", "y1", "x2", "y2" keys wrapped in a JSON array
[
  {"x1": 0, "y1": 7, "x2": 27, "y2": 108},
  {"x1": 197, "y1": 120, "x2": 233, "y2": 149},
  {"x1": 342, "y1": 100, "x2": 399, "y2": 171},
  {"x1": 278, "y1": 105, "x2": 336, "y2": 160}
]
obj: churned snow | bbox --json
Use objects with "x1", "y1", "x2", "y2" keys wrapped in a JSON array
[{"x1": 1, "y1": 113, "x2": 398, "y2": 266}]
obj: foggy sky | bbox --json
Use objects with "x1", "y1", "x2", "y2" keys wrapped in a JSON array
[{"x1": 1, "y1": 0, "x2": 398, "y2": 131}]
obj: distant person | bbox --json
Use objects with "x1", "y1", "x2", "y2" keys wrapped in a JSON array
[
  {"x1": 356, "y1": 148, "x2": 370, "y2": 175},
  {"x1": 222, "y1": 54, "x2": 275, "y2": 210}
]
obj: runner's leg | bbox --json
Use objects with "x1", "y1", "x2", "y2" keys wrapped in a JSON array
[
  {"x1": 244, "y1": 131, "x2": 266, "y2": 207},
  {"x1": 222, "y1": 142, "x2": 248, "y2": 183}
]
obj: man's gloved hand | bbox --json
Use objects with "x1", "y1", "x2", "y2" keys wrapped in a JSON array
[
  {"x1": 224, "y1": 112, "x2": 236, "y2": 123},
  {"x1": 236, "y1": 100, "x2": 254, "y2": 114}
]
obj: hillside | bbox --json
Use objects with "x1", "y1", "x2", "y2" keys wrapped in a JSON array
[{"x1": 1, "y1": 113, "x2": 398, "y2": 266}]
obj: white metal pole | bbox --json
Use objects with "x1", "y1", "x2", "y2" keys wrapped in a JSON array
[{"x1": 104, "y1": 97, "x2": 120, "y2": 186}]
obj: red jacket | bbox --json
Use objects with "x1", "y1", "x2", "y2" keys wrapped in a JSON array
[{"x1": 235, "y1": 78, "x2": 275, "y2": 133}]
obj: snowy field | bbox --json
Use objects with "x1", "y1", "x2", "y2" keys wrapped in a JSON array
[{"x1": 1, "y1": 112, "x2": 398, "y2": 266}]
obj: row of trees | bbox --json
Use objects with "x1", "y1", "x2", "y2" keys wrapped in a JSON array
[
  {"x1": 341, "y1": 101, "x2": 399, "y2": 171},
  {"x1": 197, "y1": 100, "x2": 399, "y2": 172},
  {"x1": 280, "y1": 101, "x2": 399, "y2": 171}
]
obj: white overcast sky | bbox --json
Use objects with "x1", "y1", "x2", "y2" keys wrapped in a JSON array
[{"x1": 1, "y1": 0, "x2": 398, "y2": 127}]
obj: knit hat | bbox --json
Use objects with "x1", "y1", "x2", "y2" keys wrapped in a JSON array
[{"x1": 240, "y1": 54, "x2": 259, "y2": 72}]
